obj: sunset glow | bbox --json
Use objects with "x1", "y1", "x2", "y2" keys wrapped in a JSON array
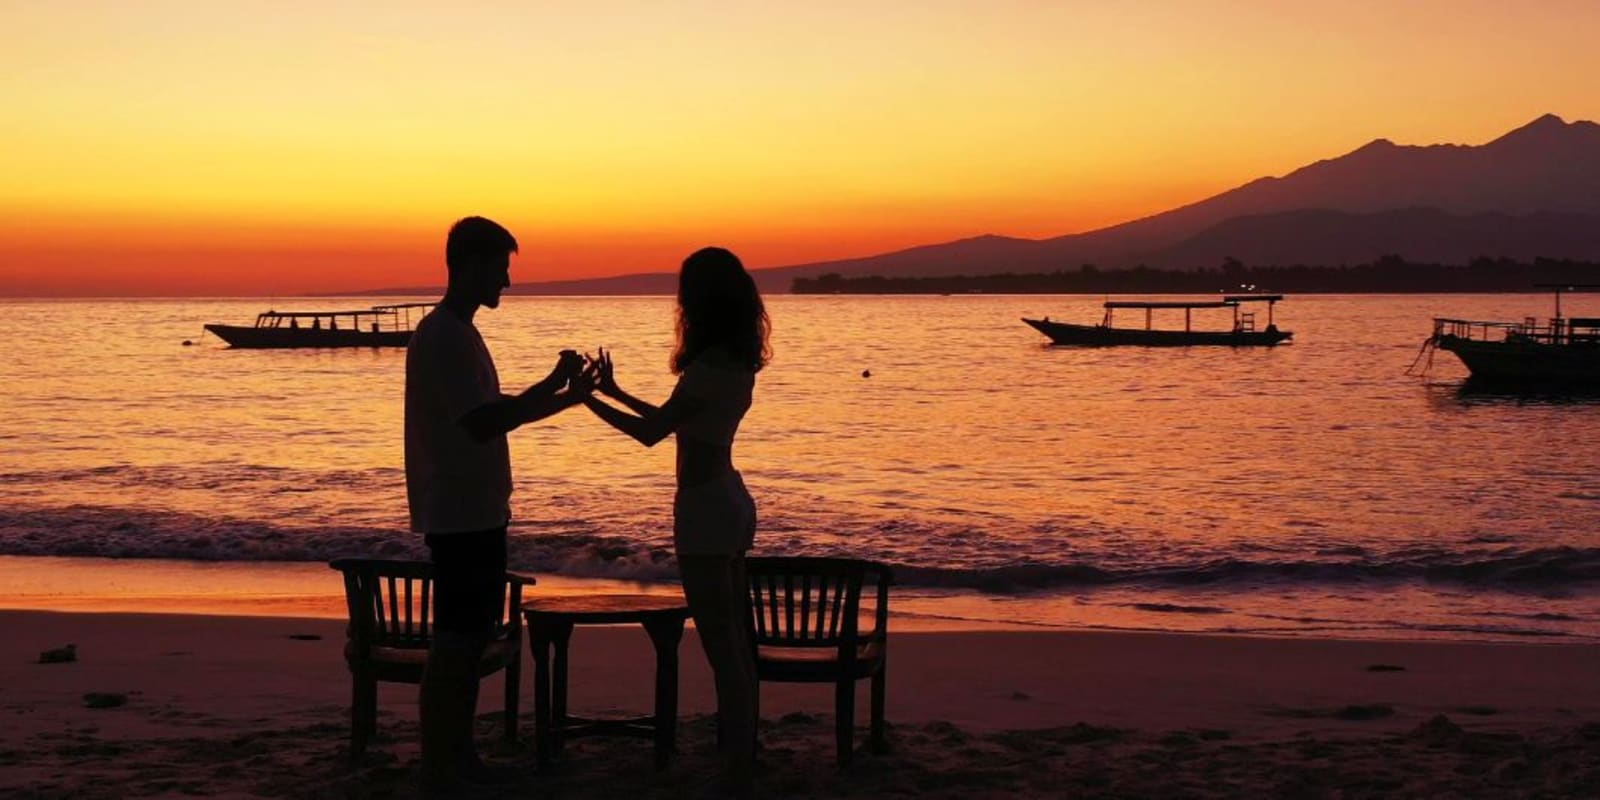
[{"x1": 4, "y1": 1, "x2": 1599, "y2": 295}]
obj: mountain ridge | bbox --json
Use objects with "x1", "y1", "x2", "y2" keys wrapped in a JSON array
[{"x1": 470, "y1": 114, "x2": 1600, "y2": 294}]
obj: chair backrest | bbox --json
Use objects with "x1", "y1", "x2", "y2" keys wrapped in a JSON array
[
  {"x1": 329, "y1": 558, "x2": 436, "y2": 649},
  {"x1": 745, "y1": 556, "x2": 893, "y2": 649}
]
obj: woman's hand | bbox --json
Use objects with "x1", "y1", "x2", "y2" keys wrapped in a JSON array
[
  {"x1": 593, "y1": 347, "x2": 620, "y2": 397},
  {"x1": 586, "y1": 349, "x2": 660, "y2": 418}
]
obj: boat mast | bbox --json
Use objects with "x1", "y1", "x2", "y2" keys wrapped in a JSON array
[{"x1": 1534, "y1": 284, "x2": 1600, "y2": 345}]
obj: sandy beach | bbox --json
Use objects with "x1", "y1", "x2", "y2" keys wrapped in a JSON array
[{"x1": 5, "y1": 608, "x2": 1600, "y2": 798}]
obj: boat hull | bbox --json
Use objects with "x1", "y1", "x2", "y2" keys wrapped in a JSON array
[
  {"x1": 204, "y1": 324, "x2": 414, "y2": 349},
  {"x1": 1022, "y1": 318, "x2": 1292, "y2": 347},
  {"x1": 1436, "y1": 334, "x2": 1600, "y2": 386}
]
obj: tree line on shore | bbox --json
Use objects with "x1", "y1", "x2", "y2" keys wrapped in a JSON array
[{"x1": 790, "y1": 257, "x2": 1600, "y2": 294}]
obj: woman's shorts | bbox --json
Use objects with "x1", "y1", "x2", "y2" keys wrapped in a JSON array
[{"x1": 674, "y1": 470, "x2": 756, "y2": 556}]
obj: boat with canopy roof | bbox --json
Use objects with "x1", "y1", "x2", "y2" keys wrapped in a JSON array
[
  {"x1": 1022, "y1": 294, "x2": 1292, "y2": 346},
  {"x1": 1427, "y1": 285, "x2": 1600, "y2": 387},
  {"x1": 203, "y1": 303, "x2": 433, "y2": 348}
]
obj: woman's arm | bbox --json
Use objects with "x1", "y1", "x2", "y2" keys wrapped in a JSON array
[
  {"x1": 583, "y1": 392, "x2": 702, "y2": 448},
  {"x1": 593, "y1": 349, "x2": 659, "y2": 417},
  {"x1": 604, "y1": 385, "x2": 659, "y2": 417}
]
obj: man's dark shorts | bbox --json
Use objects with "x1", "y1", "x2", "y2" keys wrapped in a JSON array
[{"x1": 424, "y1": 527, "x2": 507, "y2": 637}]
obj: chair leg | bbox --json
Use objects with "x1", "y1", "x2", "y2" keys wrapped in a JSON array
[
  {"x1": 870, "y1": 666, "x2": 888, "y2": 754},
  {"x1": 503, "y1": 657, "x2": 521, "y2": 744},
  {"x1": 351, "y1": 671, "x2": 376, "y2": 761},
  {"x1": 834, "y1": 679, "x2": 854, "y2": 768}
]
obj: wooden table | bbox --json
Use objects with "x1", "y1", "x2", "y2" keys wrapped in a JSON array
[{"x1": 522, "y1": 594, "x2": 691, "y2": 771}]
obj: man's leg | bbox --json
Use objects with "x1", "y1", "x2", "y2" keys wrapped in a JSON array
[
  {"x1": 454, "y1": 527, "x2": 507, "y2": 775},
  {"x1": 420, "y1": 529, "x2": 506, "y2": 787},
  {"x1": 420, "y1": 629, "x2": 486, "y2": 784}
]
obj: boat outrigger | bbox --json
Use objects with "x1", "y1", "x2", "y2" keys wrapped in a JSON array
[
  {"x1": 1022, "y1": 294, "x2": 1292, "y2": 347},
  {"x1": 203, "y1": 303, "x2": 433, "y2": 349},
  {"x1": 1427, "y1": 285, "x2": 1600, "y2": 387}
]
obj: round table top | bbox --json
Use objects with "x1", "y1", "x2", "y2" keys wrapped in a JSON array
[{"x1": 522, "y1": 593, "x2": 690, "y2": 624}]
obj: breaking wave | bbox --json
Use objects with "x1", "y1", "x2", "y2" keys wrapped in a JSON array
[{"x1": 3, "y1": 504, "x2": 1598, "y2": 593}]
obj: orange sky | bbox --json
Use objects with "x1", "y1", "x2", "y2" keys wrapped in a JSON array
[{"x1": 3, "y1": 1, "x2": 1599, "y2": 296}]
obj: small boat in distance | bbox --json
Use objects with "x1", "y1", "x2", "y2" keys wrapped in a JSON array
[
  {"x1": 1022, "y1": 294, "x2": 1292, "y2": 347},
  {"x1": 204, "y1": 303, "x2": 434, "y2": 349},
  {"x1": 1430, "y1": 285, "x2": 1600, "y2": 387}
]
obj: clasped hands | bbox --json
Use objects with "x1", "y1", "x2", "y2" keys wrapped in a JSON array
[{"x1": 548, "y1": 347, "x2": 618, "y2": 400}]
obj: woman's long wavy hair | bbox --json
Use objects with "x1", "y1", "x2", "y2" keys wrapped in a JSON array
[{"x1": 672, "y1": 247, "x2": 771, "y2": 374}]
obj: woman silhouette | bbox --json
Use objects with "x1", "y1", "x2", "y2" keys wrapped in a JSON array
[{"x1": 583, "y1": 246, "x2": 769, "y2": 796}]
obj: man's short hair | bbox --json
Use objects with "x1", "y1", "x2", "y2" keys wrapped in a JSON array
[{"x1": 445, "y1": 217, "x2": 518, "y2": 274}]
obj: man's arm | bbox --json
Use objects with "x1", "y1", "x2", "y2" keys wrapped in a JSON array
[
  {"x1": 459, "y1": 378, "x2": 577, "y2": 442},
  {"x1": 458, "y1": 352, "x2": 588, "y2": 442}
]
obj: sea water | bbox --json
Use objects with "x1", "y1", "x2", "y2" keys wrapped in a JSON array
[{"x1": 2, "y1": 294, "x2": 1597, "y2": 641}]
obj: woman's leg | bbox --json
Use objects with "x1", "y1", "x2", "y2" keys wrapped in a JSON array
[
  {"x1": 679, "y1": 554, "x2": 757, "y2": 795},
  {"x1": 726, "y1": 555, "x2": 757, "y2": 751}
]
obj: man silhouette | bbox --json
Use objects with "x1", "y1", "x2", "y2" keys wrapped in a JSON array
[{"x1": 404, "y1": 216, "x2": 590, "y2": 789}]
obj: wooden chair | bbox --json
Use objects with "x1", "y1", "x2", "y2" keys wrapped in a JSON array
[
  {"x1": 328, "y1": 558, "x2": 535, "y2": 759},
  {"x1": 744, "y1": 556, "x2": 893, "y2": 766}
]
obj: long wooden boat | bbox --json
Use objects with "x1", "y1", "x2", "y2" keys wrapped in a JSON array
[
  {"x1": 204, "y1": 303, "x2": 433, "y2": 349},
  {"x1": 1023, "y1": 294, "x2": 1292, "y2": 347},
  {"x1": 1431, "y1": 285, "x2": 1600, "y2": 387}
]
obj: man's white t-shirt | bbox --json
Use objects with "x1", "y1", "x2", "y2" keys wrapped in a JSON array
[{"x1": 404, "y1": 307, "x2": 512, "y2": 534}]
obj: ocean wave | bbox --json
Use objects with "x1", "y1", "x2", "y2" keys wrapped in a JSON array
[
  {"x1": 0, "y1": 505, "x2": 679, "y2": 582},
  {"x1": 4, "y1": 504, "x2": 1600, "y2": 594},
  {"x1": 0, "y1": 464, "x2": 399, "y2": 492},
  {"x1": 1125, "y1": 602, "x2": 1228, "y2": 615}
]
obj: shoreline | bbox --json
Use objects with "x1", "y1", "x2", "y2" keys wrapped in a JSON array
[
  {"x1": 5, "y1": 554, "x2": 1598, "y2": 644},
  {"x1": 0, "y1": 554, "x2": 1025, "y2": 633}
]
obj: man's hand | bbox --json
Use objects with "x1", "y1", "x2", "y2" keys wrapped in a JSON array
[
  {"x1": 547, "y1": 349, "x2": 585, "y2": 384},
  {"x1": 567, "y1": 358, "x2": 600, "y2": 397}
]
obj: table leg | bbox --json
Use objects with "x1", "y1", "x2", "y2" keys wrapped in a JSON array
[
  {"x1": 529, "y1": 619, "x2": 553, "y2": 770},
  {"x1": 552, "y1": 622, "x2": 574, "y2": 758},
  {"x1": 644, "y1": 616, "x2": 686, "y2": 771}
]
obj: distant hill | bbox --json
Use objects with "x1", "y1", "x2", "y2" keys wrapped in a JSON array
[
  {"x1": 1141, "y1": 208, "x2": 1600, "y2": 267},
  {"x1": 503, "y1": 114, "x2": 1600, "y2": 294},
  {"x1": 793, "y1": 256, "x2": 1600, "y2": 295},
  {"x1": 503, "y1": 271, "x2": 680, "y2": 295}
]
